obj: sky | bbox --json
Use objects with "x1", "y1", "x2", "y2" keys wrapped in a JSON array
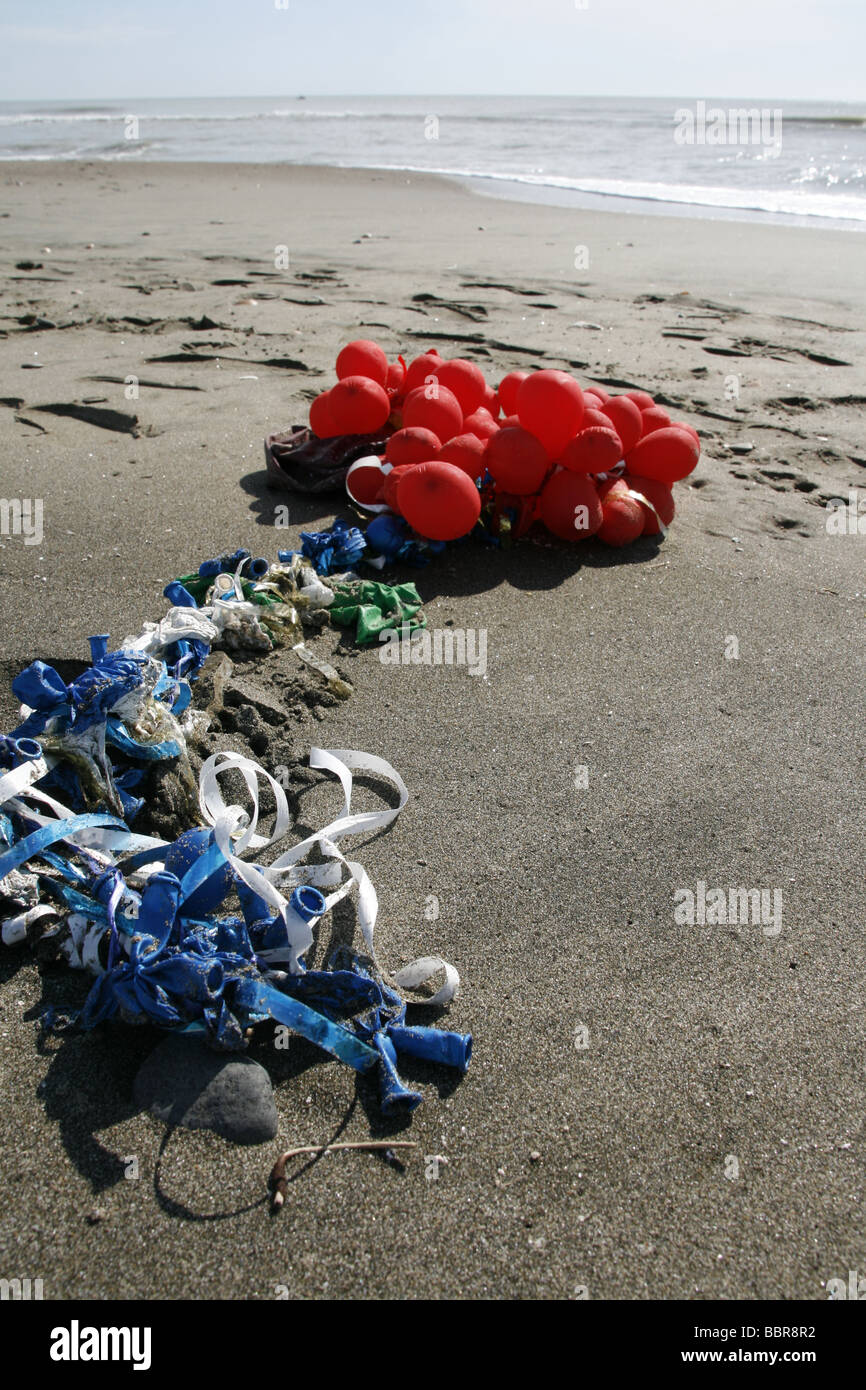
[{"x1": 0, "y1": 0, "x2": 863, "y2": 104}]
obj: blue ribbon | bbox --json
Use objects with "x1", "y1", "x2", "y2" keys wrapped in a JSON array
[
  {"x1": 231, "y1": 978, "x2": 379, "y2": 1073},
  {"x1": 0, "y1": 812, "x2": 128, "y2": 881}
]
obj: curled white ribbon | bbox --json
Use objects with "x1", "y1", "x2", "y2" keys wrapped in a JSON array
[
  {"x1": 345, "y1": 455, "x2": 392, "y2": 514},
  {"x1": 3, "y1": 741, "x2": 461, "y2": 1002},
  {"x1": 196, "y1": 747, "x2": 458, "y2": 998}
]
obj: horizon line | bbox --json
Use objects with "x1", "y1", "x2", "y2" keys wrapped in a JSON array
[{"x1": 1, "y1": 91, "x2": 864, "y2": 106}]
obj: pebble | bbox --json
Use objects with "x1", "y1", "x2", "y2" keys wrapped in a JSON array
[{"x1": 133, "y1": 1034, "x2": 278, "y2": 1145}]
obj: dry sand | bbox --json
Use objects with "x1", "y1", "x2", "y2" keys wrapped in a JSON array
[{"x1": 0, "y1": 162, "x2": 864, "y2": 1300}]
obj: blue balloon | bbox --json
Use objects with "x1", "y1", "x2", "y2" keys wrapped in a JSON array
[{"x1": 164, "y1": 829, "x2": 234, "y2": 917}]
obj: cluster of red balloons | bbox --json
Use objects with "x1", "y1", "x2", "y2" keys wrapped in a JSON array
[{"x1": 309, "y1": 340, "x2": 701, "y2": 546}]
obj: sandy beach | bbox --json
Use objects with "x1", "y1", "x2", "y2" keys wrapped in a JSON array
[{"x1": 1, "y1": 161, "x2": 864, "y2": 1301}]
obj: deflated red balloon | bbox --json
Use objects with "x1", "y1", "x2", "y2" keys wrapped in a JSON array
[
  {"x1": 485, "y1": 426, "x2": 550, "y2": 495},
  {"x1": 626, "y1": 426, "x2": 700, "y2": 483},
  {"x1": 328, "y1": 376, "x2": 391, "y2": 434},
  {"x1": 397, "y1": 459, "x2": 481, "y2": 541},
  {"x1": 538, "y1": 469, "x2": 602, "y2": 541},
  {"x1": 517, "y1": 370, "x2": 585, "y2": 457},
  {"x1": 336, "y1": 339, "x2": 389, "y2": 387}
]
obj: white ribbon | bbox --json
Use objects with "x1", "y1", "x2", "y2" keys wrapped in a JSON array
[
  {"x1": 3, "y1": 740, "x2": 461, "y2": 1003},
  {"x1": 345, "y1": 455, "x2": 392, "y2": 514},
  {"x1": 196, "y1": 747, "x2": 458, "y2": 998},
  {"x1": 0, "y1": 757, "x2": 49, "y2": 808},
  {"x1": 1, "y1": 903, "x2": 56, "y2": 947}
]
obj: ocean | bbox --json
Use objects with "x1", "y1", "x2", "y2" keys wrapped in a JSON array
[{"x1": 1, "y1": 94, "x2": 864, "y2": 230}]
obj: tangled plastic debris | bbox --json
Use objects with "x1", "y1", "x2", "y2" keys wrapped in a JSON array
[{"x1": 0, "y1": 551, "x2": 468, "y2": 1122}]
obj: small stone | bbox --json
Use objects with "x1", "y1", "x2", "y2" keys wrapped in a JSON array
[
  {"x1": 134, "y1": 1034, "x2": 278, "y2": 1145},
  {"x1": 225, "y1": 674, "x2": 290, "y2": 724},
  {"x1": 529, "y1": 1150, "x2": 542, "y2": 1163}
]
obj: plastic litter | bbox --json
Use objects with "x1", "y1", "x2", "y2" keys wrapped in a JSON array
[
  {"x1": 328, "y1": 579, "x2": 427, "y2": 646},
  {"x1": 1, "y1": 561, "x2": 469, "y2": 1119},
  {"x1": 297, "y1": 518, "x2": 366, "y2": 575},
  {"x1": 264, "y1": 425, "x2": 391, "y2": 493}
]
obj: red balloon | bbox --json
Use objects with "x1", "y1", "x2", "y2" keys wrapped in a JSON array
[
  {"x1": 463, "y1": 408, "x2": 500, "y2": 440},
  {"x1": 626, "y1": 426, "x2": 700, "y2": 483},
  {"x1": 385, "y1": 427, "x2": 441, "y2": 466},
  {"x1": 500, "y1": 413, "x2": 521, "y2": 430},
  {"x1": 346, "y1": 461, "x2": 387, "y2": 506},
  {"x1": 622, "y1": 472, "x2": 675, "y2": 536},
  {"x1": 498, "y1": 370, "x2": 528, "y2": 416},
  {"x1": 583, "y1": 406, "x2": 622, "y2": 448},
  {"x1": 596, "y1": 475, "x2": 627, "y2": 501},
  {"x1": 336, "y1": 340, "x2": 389, "y2": 387},
  {"x1": 402, "y1": 383, "x2": 464, "y2": 442},
  {"x1": 559, "y1": 426, "x2": 623, "y2": 475},
  {"x1": 383, "y1": 462, "x2": 416, "y2": 512},
  {"x1": 624, "y1": 389, "x2": 655, "y2": 410},
  {"x1": 386, "y1": 357, "x2": 407, "y2": 397},
  {"x1": 670, "y1": 421, "x2": 701, "y2": 448},
  {"x1": 328, "y1": 376, "x2": 391, "y2": 434},
  {"x1": 517, "y1": 370, "x2": 585, "y2": 458},
  {"x1": 397, "y1": 460, "x2": 481, "y2": 541},
  {"x1": 585, "y1": 384, "x2": 610, "y2": 404},
  {"x1": 309, "y1": 390, "x2": 337, "y2": 438},
  {"x1": 538, "y1": 469, "x2": 602, "y2": 541},
  {"x1": 482, "y1": 384, "x2": 501, "y2": 418},
  {"x1": 597, "y1": 481, "x2": 644, "y2": 546},
  {"x1": 600, "y1": 395, "x2": 643, "y2": 455},
  {"x1": 404, "y1": 350, "x2": 443, "y2": 395},
  {"x1": 485, "y1": 427, "x2": 550, "y2": 495},
  {"x1": 433, "y1": 359, "x2": 487, "y2": 415},
  {"x1": 438, "y1": 432, "x2": 488, "y2": 479},
  {"x1": 640, "y1": 405, "x2": 671, "y2": 436}
]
